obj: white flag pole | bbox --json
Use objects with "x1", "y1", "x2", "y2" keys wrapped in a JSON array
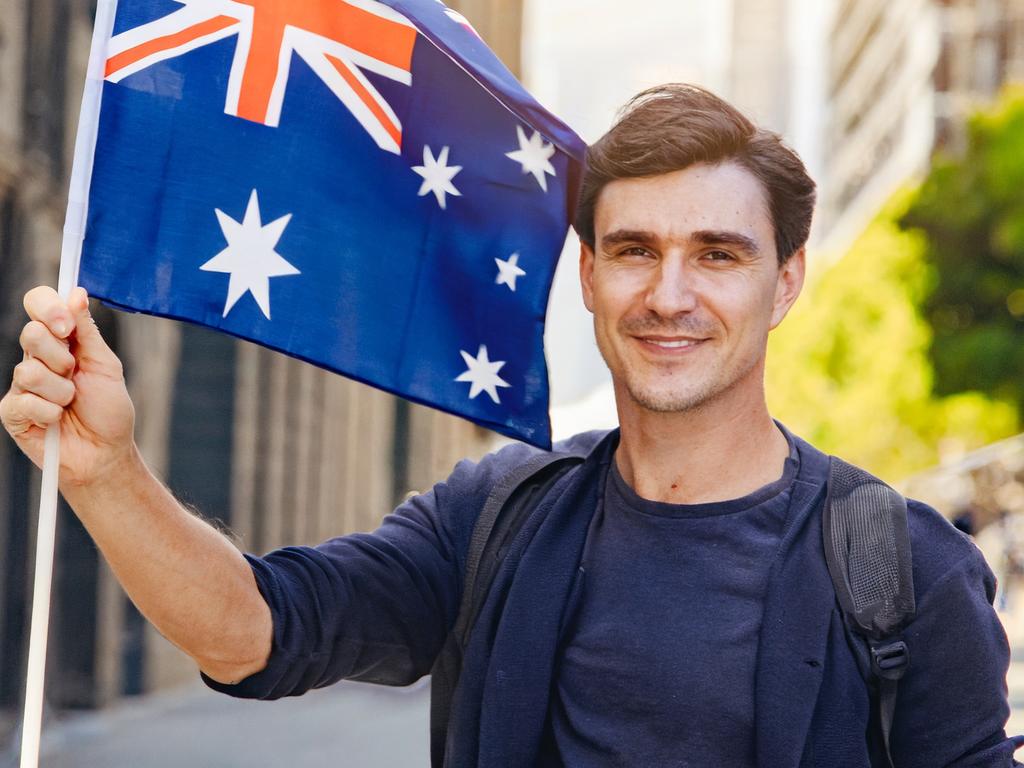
[{"x1": 19, "y1": 2, "x2": 118, "y2": 767}]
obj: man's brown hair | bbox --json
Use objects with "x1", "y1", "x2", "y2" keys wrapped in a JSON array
[{"x1": 574, "y1": 84, "x2": 816, "y2": 264}]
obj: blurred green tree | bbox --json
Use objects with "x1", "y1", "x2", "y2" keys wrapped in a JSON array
[
  {"x1": 900, "y1": 87, "x2": 1024, "y2": 413},
  {"x1": 767, "y1": 190, "x2": 1017, "y2": 482}
]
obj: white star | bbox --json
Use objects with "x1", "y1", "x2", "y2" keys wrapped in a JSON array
[
  {"x1": 495, "y1": 252, "x2": 526, "y2": 292},
  {"x1": 455, "y1": 344, "x2": 511, "y2": 404},
  {"x1": 413, "y1": 145, "x2": 462, "y2": 209},
  {"x1": 200, "y1": 190, "x2": 299, "y2": 320},
  {"x1": 505, "y1": 125, "x2": 556, "y2": 192}
]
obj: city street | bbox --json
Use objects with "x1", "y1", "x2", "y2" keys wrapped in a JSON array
[
  {"x1": 4, "y1": 1, "x2": 1024, "y2": 766},
  {"x1": 2, "y1": 679, "x2": 430, "y2": 768},
  {"x1": 8, "y1": 604, "x2": 1024, "y2": 768}
]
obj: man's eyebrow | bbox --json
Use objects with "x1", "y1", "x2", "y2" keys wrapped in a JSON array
[
  {"x1": 600, "y1": 228, "x2": 761, "y2": 255},
  {"x1": 600, "y1": 229, "x2": 657, "y2": 249},
  {"x1": 691, "y1": 229, "x2": 760, "y2": 254}
]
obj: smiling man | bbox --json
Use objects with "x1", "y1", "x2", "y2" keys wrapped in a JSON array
[
  {"x1": 1, "y1": 84, "x2": 1018, "y2": 767},
  {"x1": 579, "y1": 159, "x2": 803, "y2": 503}
]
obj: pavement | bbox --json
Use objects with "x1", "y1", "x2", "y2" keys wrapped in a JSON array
[
  {"x1": 4, "y1": 600, "x2": 1024, "y2": 767},
  {"x1": 1, "y1": 679, "x2": 430, "y2": 768}
]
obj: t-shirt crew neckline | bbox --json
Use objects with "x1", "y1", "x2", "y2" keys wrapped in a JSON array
[{"x1": 608, "y1": 430, "x2": 800, "y2": 519}]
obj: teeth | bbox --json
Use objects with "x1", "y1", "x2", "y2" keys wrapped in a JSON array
[{"x1": 649, "y1": 339, "x2": 697, "y2": 348}]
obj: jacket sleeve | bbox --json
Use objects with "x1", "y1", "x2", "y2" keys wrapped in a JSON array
[
  {"x1": 202, "y1": 445, "x2": 530, "y2": 700},
  {"x1": 890, "y1": 519, "x2": 1020, "y2": 767}
]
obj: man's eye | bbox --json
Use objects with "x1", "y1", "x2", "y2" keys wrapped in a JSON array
[
  {"x1": 705, "y1": 250, "x2": 735, "y2": 261},
  {"x1": 621, "y1": 247, "x2": 652, "y2": 258}
]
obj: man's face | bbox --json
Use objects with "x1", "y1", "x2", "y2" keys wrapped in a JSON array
[{"x1": 580, "y1": 161, "x2": 804, "y2": 415}]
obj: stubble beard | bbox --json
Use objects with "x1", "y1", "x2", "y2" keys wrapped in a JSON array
[
  {"x1": 600, "y1": 312, "x2": 727, "y2": 414},
  {"x1": 620, "y1": 362, "x2": 720, "y2": 413},
  {"x1": 598, "y1": 326, "x2": 766, "y2": 417}
]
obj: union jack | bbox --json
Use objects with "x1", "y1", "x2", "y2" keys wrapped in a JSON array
[{"x1": 104, "y1": 0, "x2": 418, "y2": 153}]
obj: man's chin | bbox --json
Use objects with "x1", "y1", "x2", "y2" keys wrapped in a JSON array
[{"x1": 624, "y1": 384, "x2": 712, "y2": 414}]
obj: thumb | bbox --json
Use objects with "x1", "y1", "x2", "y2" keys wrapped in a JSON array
[{"x1": 68, "y1": 288, "x2": 118, "y2": 368}]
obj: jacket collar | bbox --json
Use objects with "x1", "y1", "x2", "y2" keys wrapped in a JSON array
[
  {"x1": 754, "y1": 433, "x2": 834, "y2": 768},
  {"x1": 472, "y1": 430, "x2": 618, "y2": 767}
]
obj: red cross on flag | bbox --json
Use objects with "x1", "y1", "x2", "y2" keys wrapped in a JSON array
[{"x1": 104, "y1": 0, "x2": 418, "y2": 152}]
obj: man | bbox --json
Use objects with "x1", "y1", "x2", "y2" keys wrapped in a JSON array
[{"x1": 1, "y1": 84, "x2": 1016, "y2": 766}]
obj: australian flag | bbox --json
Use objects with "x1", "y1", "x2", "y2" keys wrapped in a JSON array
[{"x1": 78, "y1": 0, "x2": 585, "y2": 448}]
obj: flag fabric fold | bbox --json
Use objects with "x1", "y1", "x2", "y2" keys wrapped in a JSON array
[{"x1": 79, "y1": 0, "x2": 586, "y2": 447}]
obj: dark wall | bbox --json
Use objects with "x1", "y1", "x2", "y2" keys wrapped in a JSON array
[
  {"x1": 0, "y1": 183, "x2": 30, "y2": 712},
  {"x1": 0, "y1": 0, "x2": 104, "y2": 720},
  {"x1": 22, "y1": 0, "x2": 70, "y2": 183},
  {"x1": 167, "y1": 324, "x2": 236, "y2": 526}
]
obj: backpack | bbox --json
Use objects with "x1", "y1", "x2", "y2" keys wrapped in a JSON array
[{"x1": 430, "y1": 448, "x2": 916, "y2": 768}]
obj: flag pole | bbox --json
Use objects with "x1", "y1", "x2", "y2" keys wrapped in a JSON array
[{"x1": 18, "y1": 3, "x2": 118, "y2": 766}]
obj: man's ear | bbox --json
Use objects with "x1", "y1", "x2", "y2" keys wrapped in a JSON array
[
  {"x1": 770, "y1": 246, "x2": 806, "y2": 330},
  {"x1": 579, "y1": 240, "x2": 596, "y2": 314}
]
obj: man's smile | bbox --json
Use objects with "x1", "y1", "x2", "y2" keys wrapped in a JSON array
[{"x1": 635, "y1": 336, "x2": 710, "y2": 354}]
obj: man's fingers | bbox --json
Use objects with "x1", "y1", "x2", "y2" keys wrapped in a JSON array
[
  {"x1": 0, "y1": 390, "x2": 63, "y2": 434},
  {"x1": 23, "y1": 286, "x2": 73, "y2": 339},
  {"x1": 22, "y1": 287, "x2": 120, "y2": 374},
  {"x1": 67, "y1": 288, "x2": 121, "y2": 371},
  {"x1": 20, "y1": 321, "x2": 76, "y2": 376},
  {"x1": 11, "y1": 359, "x2": 76, "y2": 407}
]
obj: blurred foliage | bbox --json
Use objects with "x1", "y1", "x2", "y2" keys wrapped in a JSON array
[
  {"x1": 767, "y1": 190, "x2": 1018, "y2": 482},
  {"x1": 900, "y1": 86, "x2": 1024, "y2": 413}
]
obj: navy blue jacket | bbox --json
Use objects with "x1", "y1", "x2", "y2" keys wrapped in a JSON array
[{"x1": 207, "y1": 429, "x2": 1018, "y2": 767}]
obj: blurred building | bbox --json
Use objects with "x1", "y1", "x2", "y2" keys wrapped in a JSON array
[
  {"x1": 729, "y1": 0, "x2": 792, "y2": 135},
  {"x1": 816, "y1": 0, "x2": 941, "y2": 254},
  {"x1": 727, "y1": 0, "x2": 833, "y2": 233},
  {"x1": 934, "y1": 0, "x2": 1024, "y2": 150},
  {"x1": 0, "y1": 0, "x2": 513, "y2": 739},
  {"x1": 808, "y1": 0, "x2": 1024, "y2": 254}
]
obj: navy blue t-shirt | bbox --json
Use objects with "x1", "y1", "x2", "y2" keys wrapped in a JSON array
[{"x1": 542, "y1": 438, "x2": 799, "y2": 767}]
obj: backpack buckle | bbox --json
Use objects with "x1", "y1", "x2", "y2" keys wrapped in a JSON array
[{"x1": 871, "y1": 640, "x2": 909, "y2": 681}]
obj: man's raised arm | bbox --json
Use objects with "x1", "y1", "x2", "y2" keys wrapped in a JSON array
[{"x1": 0, "y1": 286, "x2": 272, "y2": 684}]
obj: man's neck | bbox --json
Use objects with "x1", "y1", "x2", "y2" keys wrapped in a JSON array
[{"x1": 613, "y1": 386, "x2": 790, "y2": 505}]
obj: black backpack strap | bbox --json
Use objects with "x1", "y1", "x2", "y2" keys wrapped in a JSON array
[
  {"x1": 824, "y1": 456, "x2": 916, "y2": 768},
  {"x1": 429, "y1": 450, "x2": 585, "y2": 766}
]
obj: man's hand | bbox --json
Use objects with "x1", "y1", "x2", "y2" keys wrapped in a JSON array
[
  {"x1": 1, "y1": 285, "x2": 272, "y2": 683},
  {"x1": 1, "y1": 286, "x2": 135, "y2": 487}
]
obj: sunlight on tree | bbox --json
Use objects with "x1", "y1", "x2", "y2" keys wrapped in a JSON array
[
  {"x1": 901, "y1": 86, "x2": 1024, "y2": 414},
  {"x1": 767, "y1": 190, "x2": 1018, "y2": 483}
]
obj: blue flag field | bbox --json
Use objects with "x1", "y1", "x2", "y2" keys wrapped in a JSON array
[{"x1": 78, "y1": 0, "x2": 585, "y2": 447}]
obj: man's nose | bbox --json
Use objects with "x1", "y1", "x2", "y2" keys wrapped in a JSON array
[{"x1": 644, "y1": 257, "x2": 699, "y2": 317}]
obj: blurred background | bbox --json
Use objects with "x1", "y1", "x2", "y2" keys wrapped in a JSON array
[{"x1": 1, "y1": 0, "x2": 1023, "y2": 764}]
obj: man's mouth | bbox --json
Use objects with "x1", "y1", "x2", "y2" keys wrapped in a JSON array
[{"x1": 638, "y1": 336, "x2": 707, "y2": 350}]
